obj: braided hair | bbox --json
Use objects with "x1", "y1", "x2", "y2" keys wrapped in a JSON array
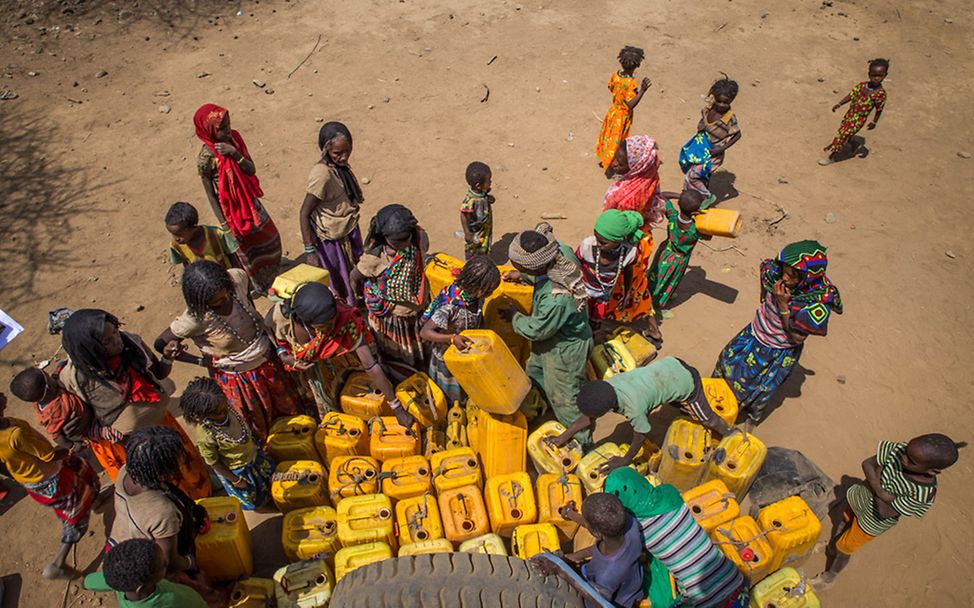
[
  {"x1": 125, "y1": 426, "x2": 187, "y2": 489},
  {"x1": 456, "y1": 255, "x2": 501, "y2": 298},
  {"x1": 179, "y1": 377, "x2": 226, "y2": 425},
  {"x1": 868, "y1": 58, "x2": 890, "y2": 71},
  {"x1": 103, "y1": 539, "x2": 161, "y2": 592},
  {"x1": 709, "y1": 75, "x2": 739, "y2": 101},
  {"x1": 181, "y1": 260, "x2": 234, "y2": 321},
  {"x1": 617, "y1": 46, "x2": 645, "y2": 71}
]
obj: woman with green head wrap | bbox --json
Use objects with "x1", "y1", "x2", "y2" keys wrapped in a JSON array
[
  {"x1": 576, "y1": 209, "x2": 662, "y2": 343},
  {"x1": 604, "y1": 468, "x2": 748, "y2": 608}
]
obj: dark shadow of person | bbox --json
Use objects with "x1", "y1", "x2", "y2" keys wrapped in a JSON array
[
  {"x1": 750, "y1": 363, "x2": 814, "y2": 424},
  {"x1": 709, "y1": 170, "x2": 738, "y2": 204},
  {"x1": 489, "y1": 232, "x2": 518, "y2": 265},
  {"x1": 664, "y1": 266, "x2": 739, "y2": 312}
]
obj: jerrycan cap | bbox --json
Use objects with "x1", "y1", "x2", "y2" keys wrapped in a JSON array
[{"x1": 739, "y1": 547, "x2": 755, "y2": 561}]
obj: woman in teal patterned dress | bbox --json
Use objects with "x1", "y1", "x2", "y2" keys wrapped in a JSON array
[{"x1": 648, "y1": 190, "x2": 704, "y2": 311}]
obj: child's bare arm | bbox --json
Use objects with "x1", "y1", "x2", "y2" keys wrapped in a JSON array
[
  {"x1": 627, "y1": 78, "x2": 652, "y2": 110},
  {"x1": 460, "y1": 212, "x2": 475, "y2": 242},
  {"x1": 564, "y1": 545, "x2": 594, "y2": 565},
  {"x1": 201, "y1": 177, "x2": 227, "y2": 228},
  {"x1": 862, "y1": 456, "x2": 899, "y2": 518},
  {"x1": 831, "y1": 94, "x2": 852, "y2": 112}
]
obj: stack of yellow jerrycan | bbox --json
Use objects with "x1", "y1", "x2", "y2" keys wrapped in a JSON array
[
  {"x1": 465, "y1": 402, "x2": 480, "y2": 451},
  {"x1": 431, "y1": 447, "x2": 483, "y2": 492},
  {"x1": 336, "y1": 493, "x2": 397, "y2": 550},
  {"x1": 398, "y1": 538, "x2": 454, "y2": 557},
  {"x1": 700, "y1": 377, "x2": 739, "y2": 428},
  {"x1": 443, "y1": 329, "x2": 531, "y2": 415},
  {"x1": 711, "y1": 515, "x2": 776, "y2": 583},
  {"x1": 483, "y1": 267, "x2": 534, "y2": 365},
  {"x1": 536, "y1": 473, "x2": 584, "y2": 541},
  {"x1": 273, "y1": 558, "x2": 334, "y2": 607},
  {"x1": 266, "y1": 415, "x2": 320, "y2": 464},
  {"x1": 369, "y1": 416, "x2": 420, "y2": 461},
  {"x1": 396, "y1": 492, "x2": 444, "y2": 544},
  {"x1": 511, "y1": 522, "x2": 560, "y2": 559},
  {"x1": 333, "y1": 542, "x2": 393, "y2": 582},
  {"x1": 328, "y1": 455, "x2": 379, "y2": 500},
  {"x1": 459, "y1": 532, "x2": 508, "y2": 555},
  {"x1": 194, "y1": 497, "x2": 253, "y2": 581},
  {"x1": 315, "y1": 412, "x2": 368, "y2": 466},
  {"x1": 756, "y1": 496, "x2": 822, "y2": 571},
  {"x1": 476, "y1": 409, "x2": 528, "y2": 478},
  {"x1": 527, "y1": 421, "x2": 583, "y2": 474},
  {"x1": 422, "y1": 427, "x2": 447, "y2": 459},
  {"x1": 576, "y1": 442, "x2": 629, "y2": 495},
  {"x1": 485, "y1": 472, "x2": 537, "y2": 537},
  {"x1": 444, "y1": 402, "x2": 468, "y2": 449},
  {"x1": 229, "y1": 578, "x2": 276, "y2": 608},
  {"x1": 695, "y1": 208, "x2": 743, "y2": 238},
  {"x1": 380, "y1": 455, "x2": 432, "y2": 500},
  {"x1": 749, "y1": 566, "x2": 821, "y2": 608},
  {"x1": 395, "y1": 372, "x2": 447, "y2": 429},
  {"x1": 272, "y1": 460, "x2": 328, "y2": 513},
  {"x1": 706, "y1": 432, "x2": 768, "y2": 501},
  {"x1": 339, "y1": 372, "x2": 392, "y2": 421},
  {"x1": 681, "y1": 479, "x2": 741, "y2": 535},
  {"x1": 438, "y1": 484, "x2": 490, "y2": 542},
  {"x1": 282, "y1": 506, "x2": 341, "y2": 562},
  {"x1": 658, "y1": 419, "x2": 713, "y2": 492},
  {"x1": 269, "y1": 263, "x2": 330, "y2": 299}
]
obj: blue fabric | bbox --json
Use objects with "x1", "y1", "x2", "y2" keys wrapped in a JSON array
[
  {"x1": 713, "y1": 324, "x2": 802, "y2": 422},
  {"x1": 581, "y1": 516, "x2": 646, "y2": 608},
  {"x1": 679, "y1": 132, "x2": 713, "y2": 178},
  {"x1": 219, "y1": 449, "x2": 275, "y2": 510}
]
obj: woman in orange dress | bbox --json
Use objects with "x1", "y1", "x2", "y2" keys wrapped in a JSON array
[{"x1": 595, "y1": 46, "x2": 652, "y2": 170}]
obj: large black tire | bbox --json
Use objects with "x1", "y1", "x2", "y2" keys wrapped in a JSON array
[{"x1": 330, "y1": 553, "x2": 585, "y2": 608}]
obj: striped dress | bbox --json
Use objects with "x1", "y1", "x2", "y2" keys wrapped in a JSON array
[
  {"x1": 847, "y1": 441, "x2": 937, "y2": 537},
  {"x1": 638, "y1": 502, "x2": 743, "y2": 608}
]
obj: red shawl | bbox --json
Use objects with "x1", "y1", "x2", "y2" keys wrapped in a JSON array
[{"x1": 193, "y1": 103, "x2": 264, "y2": 233}]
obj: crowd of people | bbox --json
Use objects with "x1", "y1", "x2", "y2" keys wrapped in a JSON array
[{"x1": 0, "y1": 44, "x2": 963, "y2": 608}]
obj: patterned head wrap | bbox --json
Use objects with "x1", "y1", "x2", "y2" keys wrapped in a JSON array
[
  {"x1": 603, "y1": 136, "x2": 665, "y2": 225},
  {"x1": 761, "y1": 240, "x2": 843, "y2": 336},
  {"x1": 594, "y1": 210, "x2": 645, "y2": 244},
  {"x1": 509, "y1": 223, "x2": 588, "y2": 311}
]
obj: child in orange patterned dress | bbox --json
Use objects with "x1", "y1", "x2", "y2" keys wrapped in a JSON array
[{"x1": 595, "y1": 46, "x2": 652, "y2": 170}]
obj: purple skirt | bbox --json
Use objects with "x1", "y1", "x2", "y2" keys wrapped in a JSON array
[{"x1": 315, "y1": 226, "x2": 363, "y2": 304}]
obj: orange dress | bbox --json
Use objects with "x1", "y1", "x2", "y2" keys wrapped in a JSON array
[{"x1": 596, "y1": 72, "x2": 639, "y2": 167}]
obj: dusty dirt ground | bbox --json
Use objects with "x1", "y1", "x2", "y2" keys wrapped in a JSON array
[{"x1": 0, "y1": 0, "x2": 972, "y2": 605}]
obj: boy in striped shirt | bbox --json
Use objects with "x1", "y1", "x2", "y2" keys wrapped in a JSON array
[{"x1": 814, "y1": 433, "x2": 964, "y2": 587}]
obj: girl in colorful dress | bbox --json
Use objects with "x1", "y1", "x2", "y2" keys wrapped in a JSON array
[
  {"x1": 155, "y1": 261, "x2": 302, "y2": 442},
  {"x1": 265, "y1": 281, "x2": 415, "y2": 427},
  {"x1": 713, "y1": 240, "x2": 843, "y2": 429},
  {"x1": 648, "y1": 190, "x2": 705, "y2": 312},
  {"x1": 194, "y1": 103, "x2": 282, "y2": 292},
  {"x1": 575, "y1": 209, "x2": 660, "y2": 343},
  {"x1": 179, "y1": 377, "x2": 275, "y2": 510},
  {"x1": 300, "y1": 122, "x2": 365, "y2": 304},
  {"x1": 596, "y1": 46, "x2": 652, "y2": 170},
  {"x1": 820, "y1": 58, "x2": 889, "y2": 165},
  {"x1": 351, "y1": 204, "x2": 430, "y2": 371},
  {"x1": 680, "y1": 76, "x2": 741, "y2": 206},
  {"x1": 603, "y1": 135, "x2": 665, "y2": 227},
  {"x1": 419, "y1": 255, "x2": 501, "y2": 405}
]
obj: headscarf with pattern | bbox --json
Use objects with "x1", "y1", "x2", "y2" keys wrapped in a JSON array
[
  {"x1": 363, "y1": 204, "x2": 426, "y2": 316},
  {"x1": 603, "y1": 135, "x2": 665, "y2": 225},
  {"x1": 761, "y1": 240, "x2": 843, "y2": 336},
  {"x1": 509, "y1": 223, "x2": 588, "y2": 311}
]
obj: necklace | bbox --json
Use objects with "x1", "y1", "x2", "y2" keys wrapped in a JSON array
[
  {"x1": 212, "y1": 292, "x2": 264, "y2": 345},
  {"x1": 592, "y1": 246, "x2": 624, "y2": 299},
  {"x1": 203, "y1": 407, "x2": 250, "y2": 445}
]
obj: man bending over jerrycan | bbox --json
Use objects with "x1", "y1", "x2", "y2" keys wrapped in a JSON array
[{"x1": 548, "y1": 356, "x2": 734, "y2": 475}]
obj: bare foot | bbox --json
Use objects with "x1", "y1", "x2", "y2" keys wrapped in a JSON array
[
  {"x1": 42, "y1": 563, "x2": 80, "y2": 580},
  {"x1": 809, "y1": 572, "x2": 836, "y2": 591},
  {"x1": 742, "y1": 419, "x2": 756, "y2": 434}
]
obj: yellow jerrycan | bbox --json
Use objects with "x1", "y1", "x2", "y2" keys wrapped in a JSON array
[
  {"x1": 590, "y1": 340, "x2": 638, "y2": 379},
  {"x1": 577, "y1": 443, "x2": 628, "y2": 495},
  {"x1": 336, "y1": 493, "x2": 396, "y2": 549},
  {"x1": 658, "y1": 419, "x2": 713, "y2": 492},
  {"x1": 272, "y1": 460, "x2": 329, "y2": 513},
  {"x1": 445, "y1": 420, "x2": 468, "y2": 450},
  {"x1": 397, "y1": 538, "x2": 454, "y2": 557},
  {"x1": 700, "y1": 377, "x2": 739, "y2": 429},
  {"x1": 380, "y1": 455, "x2": 432, "y2": 500},
  {"x1": 527, "y1": 421, "x2": 583, "y2": 475},
  {"x1": 315, "y1": 412, "x2": 369, "y2": 466},
  {"x1": 423, "y1": 428, "x2": 446, "y2": 460},
  {"x1": 447, "y1": 401, "x2": 466, "y2": 425},
  {"x1": 707, "y1": 432, "x2": 767, "y2": 501},
  {"x1": 194, "y1": 496, "x2": 253, "y2": 582},
  {"x1": 459, "y1": 533, "x2": 508, "y2": 555},
  {"x1": 431, "y1": 447, "x2": 483, "y2": 492},
  {"x1": 443, "y1": 330, "x2": 532, "y2": 415},
  {"x1": 483, "y1": 271, "x2": 534, "y2": 359},
  {"x1": 340, "y1": 371, "x2": 391, "y2": 421},
  {"x1": 476, "y1": 410, "x2": 528, "y2": 479},
  {"x1": 425, "y1": 252, "x2": 464, "y2": 297},
  {"x1": 328, "y1": 455, "x2": 379, "y2": 500},
  {"x1": 607, "y1": 327, "x2": 657, "y2": 366},
  {"x1": 465, "y1": 401, "x2": 481, "y2": 450},
  {"x1": 756, "y1": 496, "x2": 823, "y2": 571},
  {"x1": 695, "y1": 208, "x2": 742, "y2": 238},
  {"x1": 485, "y1": 472, "x2": 538, "y2": 537},
  {"x1": 333, "y1": 542, "x2": 393, "y2": 582},
  {"x1": 266, "y1": 415, "x2": 320, "y2": 464},
  {"x1": 511, "y1": 523, "x2": 560, "y2": 559},
  {"x1": 229, "y1": 577, "x2": 276, "y2": 608},
  {"x1": 536, "y1": 473, "x2": 584, "y2": 541},
  {"x1": 438, "y1": 484, "x2": 490, "y2": 543},
  {"x1": 368, "y1": 416, "x2": 420, "y2": 461},
  {"x1": 711, "y1": 516, "x2": 776, "y2": 583},
  {"x1": 282, "y1": 505, "x2": 341, "y2": 562},
  {"x1": 681, "y1": 479, "x2": 740, "y2": 536},
  {"x1": 749, "y1": 566, "x2": 821, "y2": 608},
  {"x1": 270, "y1": 263, "x2": 331, "y2": 299},
  {"x1": 395, "y1": 372, "x2": 448, "y2": 429},
  {"x1": 273, "y1": 558, "x2": 335, "y2": 608},
  {"x1": 396, "y1": 492, "x2": 444, "y2": 545}
]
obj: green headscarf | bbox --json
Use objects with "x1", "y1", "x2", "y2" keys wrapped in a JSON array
[
  {"x1": 604, "y1": 468, "x2": 683, "y2": 519},
  {"x1": 593, "y1": 210, "x2": 644, "y2": 244}
]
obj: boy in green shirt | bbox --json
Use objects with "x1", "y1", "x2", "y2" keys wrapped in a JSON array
[{"x1": 84, "y1": 538, "x2": 207, "y2": 607}]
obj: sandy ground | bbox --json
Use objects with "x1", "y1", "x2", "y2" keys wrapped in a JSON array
[{"x1": 0, "y1": 0, "x2": 972, "y2": 605}]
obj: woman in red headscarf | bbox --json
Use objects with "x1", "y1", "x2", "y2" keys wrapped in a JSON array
[
  {"x1": 194, "y1": 103, "x2": 282, "y2": 292},
  {"x1": 603, "y1": 135, "x2": 666, "y2": 228}
]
